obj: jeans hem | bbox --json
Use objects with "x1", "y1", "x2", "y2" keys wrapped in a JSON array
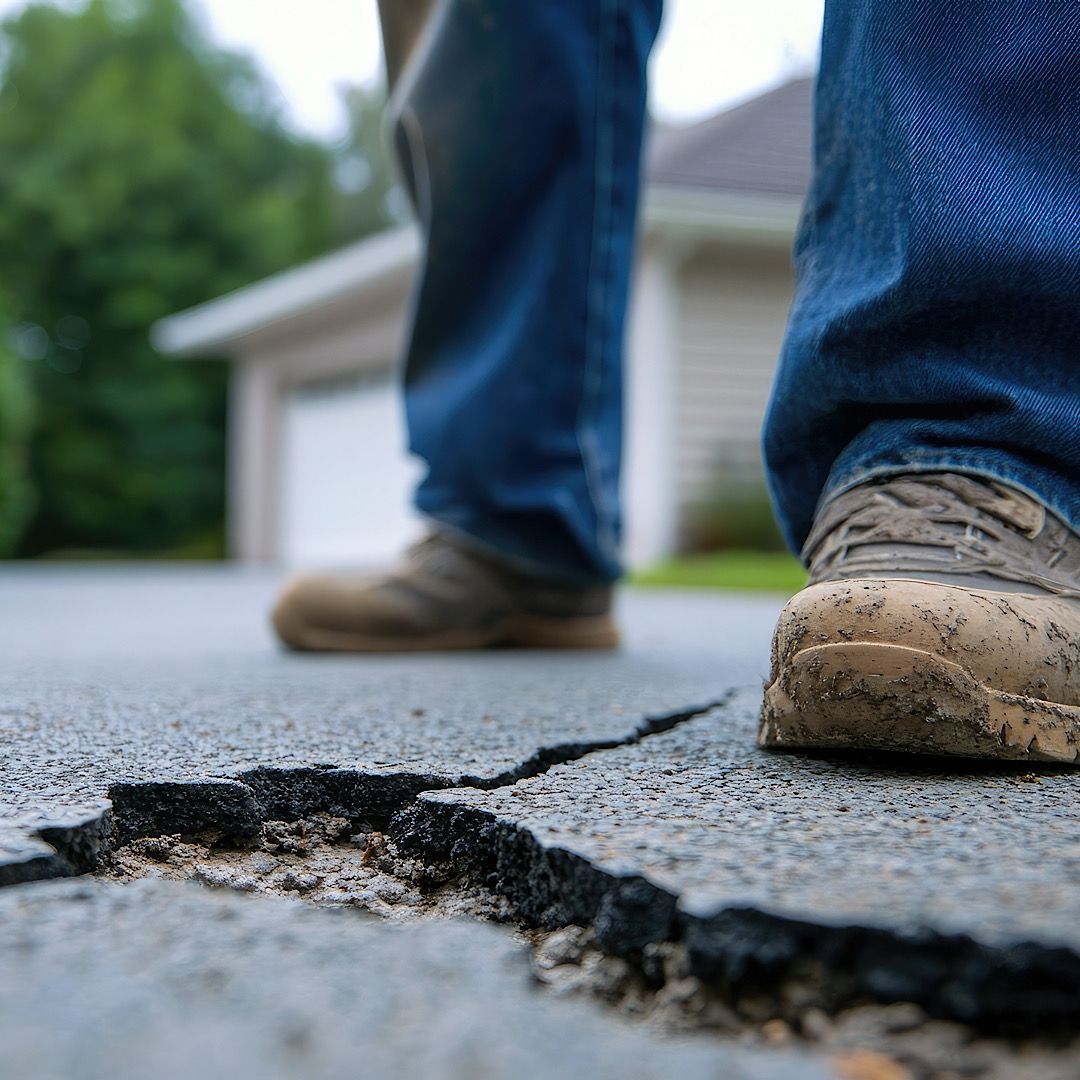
[{"x1": 422, "y1": 514, "x2": 619, "y2": 588}]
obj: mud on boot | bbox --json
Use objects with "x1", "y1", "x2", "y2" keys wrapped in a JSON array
[{"x1": 760, "y1": 473, "x2": 1080, "y2": 764}]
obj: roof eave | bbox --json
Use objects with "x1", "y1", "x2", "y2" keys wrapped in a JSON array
[
  {"x1": 152, "y1": 225, "x2": 420, "y2": 358},
  {"x1": 154, "y1": 187, "x2": 803, "y2": 360}
]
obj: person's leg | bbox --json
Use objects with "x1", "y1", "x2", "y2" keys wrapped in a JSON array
[
  {"x1": 387, "y1": 0, "x2": 663, "y2": 586},
  {"x1": 760, "y1": 0, "x2": 1080, "y2": 763},
  {"x1": 764, "y1": 0, "x2": 1080, "y2": 550},
  {"x1": 272, "y1": 0, "x2": 662, "y2": 652}
]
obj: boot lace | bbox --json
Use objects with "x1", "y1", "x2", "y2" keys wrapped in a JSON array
[{"x1": 805, "y1": 474, "x2": 1080, "y2": 597}]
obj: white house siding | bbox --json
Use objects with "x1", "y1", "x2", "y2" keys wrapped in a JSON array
[
  {"x1": 623, "y1": 246, "x2": 679, "y2": 569},
  {"x1": 672, "y1": 246, "x2": 794, "y2": 532},
  {"x1": 277, "y1": 372, "x2": 425, "y2": 567},
  {"x1": 227, "y1": 269, "x2": 416, "y2": 565}
]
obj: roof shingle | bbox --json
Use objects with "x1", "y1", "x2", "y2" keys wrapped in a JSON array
[{"x1": 647, "y1": 76, "x2": 813, "y2": 199}]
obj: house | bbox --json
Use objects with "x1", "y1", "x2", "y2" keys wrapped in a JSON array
[{"x1": 153, "y1": 77, "x2": 813, "y2": 567}]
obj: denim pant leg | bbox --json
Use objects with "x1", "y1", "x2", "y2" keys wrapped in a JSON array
[
  {"x1": 764, "y1": 0, "x2": 1080, "y2": 555},
  {"x1": 385, "y1": 0, "x2": 662, "y2": 585}
]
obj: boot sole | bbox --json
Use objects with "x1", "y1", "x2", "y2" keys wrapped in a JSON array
[
  {"x1": 278, "y1": 612, "x2": 620, "y2": 653},
  {"x1": 760, "y1": 642, "x2": 1080, "y2": 764}
]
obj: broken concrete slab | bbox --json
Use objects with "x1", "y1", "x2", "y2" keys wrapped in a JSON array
[
  {"x1": 0, "y1": 877, "x2": 829, "y2": 1080},
  {"x1": 0, "y1": 567, "x2": 780, "y2": 883},
  {"x1": 0, "y1": 650, "x2": 720, "y2": 879},
  {"x1": 397, "y1": 687, "x2": 1080, "y2": 1030}
]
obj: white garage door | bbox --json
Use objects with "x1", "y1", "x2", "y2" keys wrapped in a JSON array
[{"x1": 278, "y1": 371, "x2": 425, "y2": 567}]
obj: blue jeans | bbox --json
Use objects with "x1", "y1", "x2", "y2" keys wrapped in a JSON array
[{"x1": 387, "y1": 0, "x2": 1080, "y2": 583}]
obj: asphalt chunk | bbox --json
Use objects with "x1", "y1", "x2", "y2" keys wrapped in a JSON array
[{"x1": 394, "y1": 687, "x2": 1080, "y2": 1031}]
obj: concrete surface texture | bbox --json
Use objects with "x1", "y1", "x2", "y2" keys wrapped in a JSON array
[
  {"x1": 401, "y1": 688, "x2": 1080, "y2": 1026},
  {"x1": 1, "y1": 566, "x2": 1079, "y2": 1077},
  {"x1": 0, "y1": 878, "x2": 826, "y2": 1080},
  {"x1": 0, "y1": 568, "x2": 778, "y2": 882}
]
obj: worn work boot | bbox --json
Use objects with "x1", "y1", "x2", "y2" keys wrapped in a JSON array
[
  {"x1": 272, "y1": 533, "x2": 618, "y2": 652},
  {"x1": 760, "y1": 473, "x2": 1080, "y2": 764}
]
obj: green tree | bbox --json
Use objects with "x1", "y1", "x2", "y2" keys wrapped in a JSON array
[
  {"x1": 0, "y1": 298, "x2": 34, "y2": 555},
  {"x1": 333, "y1": 84, "x2": 406, "y2": 243},
  {"x1": 0, "y1": 0, "x2": 338, "y2": 556}
]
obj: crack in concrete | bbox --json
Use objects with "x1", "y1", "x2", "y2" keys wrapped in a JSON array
[
  {"x1": 387, "y1": 693, "x2": 1080, "y2": 1040},
  {"x1": 10, "y1": 695, "x2": 724, "y2": 886},
  {"x1": 93, "y1": 810, "x2": 1080, "y2": 1080},
  {"x1": 390, "y1": 803, "x2": 1080, "y2": 1038},
  {"x1": 13, "y1": 687, "x2": 1080, "y2": 1058},
  {"x1": 0, "y1": 810, "x2": 115, "y2": 886},
  {"x1": 466, "y1": 695, "x2": 732, "y2": 789}
]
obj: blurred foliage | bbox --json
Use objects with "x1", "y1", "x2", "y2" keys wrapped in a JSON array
[
  {"x1": 0, "y1": 295, "x2": 34, "y2": 555},
  {"x1": 334, "y1": 84, "x2": 404, "y2": 240},
  {"x1": 632, "y1": 550, "x2": 806, "y2": 594},
  {"x1": 0, "y1": 0, "x2": 398, "y2": 557},
  {"x1": 680, "y1": 481, "x2": 788, "y2": 553}
]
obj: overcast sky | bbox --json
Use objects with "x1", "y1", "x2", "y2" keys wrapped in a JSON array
[{"x1": 0, "y1": 0, "x2": 824, "y2": 137}]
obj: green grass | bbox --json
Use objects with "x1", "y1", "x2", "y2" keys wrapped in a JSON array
[{"x1": 632, "y1": 549, "x2": 807, "y2": 594}]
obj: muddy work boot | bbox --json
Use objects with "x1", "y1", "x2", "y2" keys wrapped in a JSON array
[
  {"x1": 272, "y1": 534, "x2": 618, "y2": 652},
  {"x1": 761, "y1": 473, "x2": 1080, "y2": 763}
]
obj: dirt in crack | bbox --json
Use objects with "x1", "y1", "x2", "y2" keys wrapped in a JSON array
[
  {"x1": 96, "y1": 814, "x2": 1079, "y2": 1080},
  {"x1": 96, "y1": 812, "x2": 512, "y2": 923},
  {"x1": 529, "y1": 927, "x2": 1080, "y2": 1080}
]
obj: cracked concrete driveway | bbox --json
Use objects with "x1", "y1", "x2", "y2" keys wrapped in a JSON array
[
  {"x1": 0, "y1": 567, "x2": 768, "y2": 881},
  {"x1": 399, "y1": 688, "x2": 1080, "y2": 1028},
  {"x1": 1, "y1": 565, "x2": 1078, "y2": 1079}
]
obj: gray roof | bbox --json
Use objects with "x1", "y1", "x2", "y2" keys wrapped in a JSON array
[{"x1": 648, "y1": 76, "x2": 813, "y2": 199}]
